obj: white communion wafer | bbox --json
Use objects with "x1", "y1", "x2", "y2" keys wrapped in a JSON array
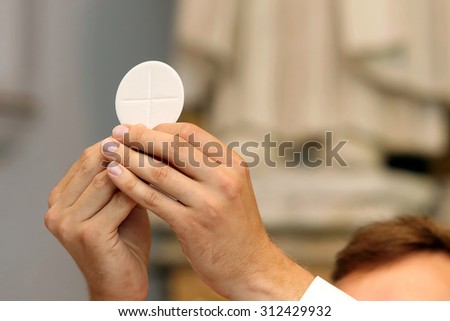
[{"x1": 115, "y1": 61, "x2": 184, "y2": 129}]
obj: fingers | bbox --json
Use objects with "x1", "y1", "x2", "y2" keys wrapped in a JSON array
[
  {"x1": 69, "y1": 170, "x2": 117, "y2": 221},
  {"x1": 111, "y1": 205, "x2": 151, "y2": 260},
  {"x1": 93, "y1": 191, "x2": 138, "y2": 231},
  {"x1": 48, "y1": 142, "x2": 102, "y2": 207},
  {"x1": 48, "y1": 161, "x2": 80, "y2": 207},
  {"x1": 154, "y1": 122, "x2": 240, "y2": 166},
  {"x1": 54, "y1": 142, "x2": 107, "y2": 208},
  {"x1": 153, "y1": 123, "x2": 249, "y2": 182},
  {"x1": 101, "y1": 138, "x2": 203, "y2": 206},
  {"x1": 106, "y1": 161, "x2": 187, "y2": 228},
  {"x1": 111, "y1": 124, "x2": 225, "y2": 182}
]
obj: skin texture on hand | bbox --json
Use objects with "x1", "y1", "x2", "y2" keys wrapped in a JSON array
[
  {"x1": 45, "y1": 142, "x2": 151, "y2": 300},
  {"x1": 103, "y1": 123, "x2": 314, "y2": 300}
]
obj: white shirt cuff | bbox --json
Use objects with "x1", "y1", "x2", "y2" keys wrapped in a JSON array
[{"x1": 300, "y1": 276, "x2": 355, "y2": 301}]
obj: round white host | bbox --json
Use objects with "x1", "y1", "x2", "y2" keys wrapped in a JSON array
[{"x1": 115, "y1": 61, "x2": 184, "y2": 129}]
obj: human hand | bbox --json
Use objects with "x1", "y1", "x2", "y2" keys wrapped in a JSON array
[
  {"x1": 103, "y1": 123, "x2": 314, "y2": 300},
  {"x1": 45, "y1": 141, "x2": 151, "y2": 300}
]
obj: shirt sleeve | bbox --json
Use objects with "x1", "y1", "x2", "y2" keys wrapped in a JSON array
[{"x1": 300, "y1": 276, "x2": 356, "y2": 301}]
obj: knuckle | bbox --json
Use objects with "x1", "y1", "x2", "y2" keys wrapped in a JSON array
[
  {"x1": 124, "y1": 176, "x2": 139, "y2": 194},
  {"x1": 152, "y1": 123, "x2": 165, "y2": 132},
  {"x1": 152, "y1": 166, "x2": 168, "y2": 184},
  {"x1": 143, "y1": 190, "x2": 159, "y2": 208},
  {"x1": 217, "y1": 172, "x2": 242, "y2": 198},
  {"x1": 44, "y1": 207, "x2": 58, "y2": 231},
  {"x1": 79, "y1": 149, "x2": 100, "y2": 175},
  {"x1": 180, "y1": 123, "x2": 199, "y2": 138},
  {"x1": 113, "y1": 192, "x2": 133, "y2": 209},
  {"x1": 92, "y1": 171, "x2": 108, "y2": 190},
  {"x1": 80, "y1": 159, "x2": 92, "y2": 175},
  {"x1": 202, "y1": 198, "x2": 220, "y2": 221},
  {"x1": 134, "y1": 124, "x2": 147, "y2": 142},
  {"x1": 77, "y1": 224, "x2": 98, "y2": 247},
  {"x1": 55, "y1": 219, "x2": 73, "y2": 242}
]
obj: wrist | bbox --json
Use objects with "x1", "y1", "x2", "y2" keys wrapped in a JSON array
[
  {"x1": 89, "y1": 287, "x2": 148, "y2": 301},
  {"x1": 88, "y1": 280, "x2": 148, "y2": 301},
  {"x1": 229, "y1": 242, "x2": 315, "y2": 300}
]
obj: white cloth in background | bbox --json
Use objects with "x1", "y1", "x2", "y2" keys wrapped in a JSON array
[{"x1": 174, "y1": 0, "x2": 448, "y2": 162}]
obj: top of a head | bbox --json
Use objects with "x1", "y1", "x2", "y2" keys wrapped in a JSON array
[
  {"x1": 115, "y1": 61, "x2": 184, "y2": 129},
  {"x1": 332, "y1": 215, "x2": 450, "y2": 282}
]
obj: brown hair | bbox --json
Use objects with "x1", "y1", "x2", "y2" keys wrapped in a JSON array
[{"x1": 331, "y1": 215, "x2": 450, "y2": 282}]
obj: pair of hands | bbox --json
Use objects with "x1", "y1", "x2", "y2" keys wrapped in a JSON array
[{"x1": 45, "y1": 123, "x2": 313, "y2": 300}]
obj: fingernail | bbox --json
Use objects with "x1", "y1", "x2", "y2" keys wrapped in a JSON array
[
  {"x1": 112, "y1": 125, "x2": 129, "y2": 139},
  {"x1": 102, "y1": 139, "x2": 119, "y2": 154},
  {"x1": 107, "y1": 161, "x2": 122, "y2": 176}
]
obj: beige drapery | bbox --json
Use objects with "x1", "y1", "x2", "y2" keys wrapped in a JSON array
[{"x1": 174, "y1": 0, "x2": 448, "y2": 166}]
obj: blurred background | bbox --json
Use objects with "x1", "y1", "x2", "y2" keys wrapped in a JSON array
[{"x1": 1, "y1": 0, "x2": 450, "y2": 300}]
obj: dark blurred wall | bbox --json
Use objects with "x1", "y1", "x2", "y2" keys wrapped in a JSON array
[{"x1": 0, "y1": 0, "x2": 173, "y2": 300}]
